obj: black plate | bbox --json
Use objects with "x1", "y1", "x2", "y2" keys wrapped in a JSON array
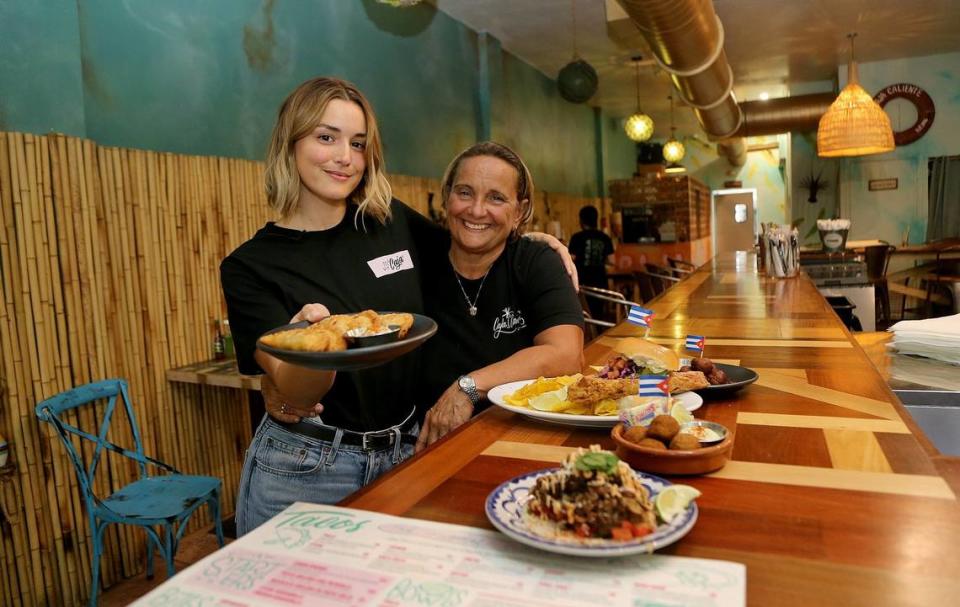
[
  {"x1": 692, "y1": 363, "x2": 758, "y2": 398},
  {"x1": 256, "y1": 313, "x2": 437, "y2": 371}
]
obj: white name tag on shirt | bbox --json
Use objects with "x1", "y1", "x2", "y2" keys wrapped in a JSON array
[{"x1": 367, "y1": 250, "x2": 414, "y2": 278}]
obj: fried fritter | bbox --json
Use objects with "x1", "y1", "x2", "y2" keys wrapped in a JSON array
[
  {"x1": 669, "y1": 433, "x2": 701, "y2": 451},
  {"x1": 636, "y1": 438, "x2": 667, "y2": 451},
  {"x1": 647, "y1": 415, "x2": 681, "y2": 443}
]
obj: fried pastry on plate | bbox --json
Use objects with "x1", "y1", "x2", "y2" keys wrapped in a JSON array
[
  {"x1": 261, "y1": 327, "x2": 347, "y2": 352},
  {"x1": 567, "y1": 376, "x2": 639, "y2": 406},
  {"x1": 668, "y1": 371, "x2": 710, "y2": 393}
]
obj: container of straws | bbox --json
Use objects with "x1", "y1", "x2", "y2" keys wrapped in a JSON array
[{"x1": 762, "y1": 224, "x2": 800, "y2": 278}]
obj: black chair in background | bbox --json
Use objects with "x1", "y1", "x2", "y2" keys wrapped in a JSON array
[
  {"x1": 667, "y1": 257, "x2": 697, "y2": 274},
  {"x1": 578, "y1": 286, "x2": 642, "y2": 340},
  {"x1": 864, "y1": 243, "x2": 896, "y2": 329},
  {"x1": 639, "y1": 267, "x2": 681, "y2": 298}
]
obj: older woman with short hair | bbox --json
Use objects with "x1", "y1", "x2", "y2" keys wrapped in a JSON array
[{"x1": 415, "y1": 142, "x2": 585, "y2": 449}]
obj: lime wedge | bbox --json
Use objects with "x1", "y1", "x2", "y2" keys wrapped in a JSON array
[
  {"x1": 655, "y1": 484, "x2": 702, "y2": 523},
  {"x1": 670, "y1": 401, "x2": 694, "y2": 425}
]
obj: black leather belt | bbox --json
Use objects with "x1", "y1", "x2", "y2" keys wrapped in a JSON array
[{"x1": 277, "y1": 416, "x2": 417, "y2": 450}]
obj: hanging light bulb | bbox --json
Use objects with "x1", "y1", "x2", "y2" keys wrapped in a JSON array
[
  {"x1": 662, "y1": 94, "x2": 686, "y2": 165},
  {"x1": 558, "y1": 0, "x2": 598, "y2": 103},
  {"x1": 817, "y1": 33, "x2": 894, "y2": 157},
  {"x1": 625, "y1": 58, "x2": 654, "y2": 141}
]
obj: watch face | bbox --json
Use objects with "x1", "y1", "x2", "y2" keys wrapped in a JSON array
[{"x1": 459, "y1": 376, "x2": 475, "y2": 390}]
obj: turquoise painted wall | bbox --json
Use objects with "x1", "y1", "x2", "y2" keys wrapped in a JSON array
[
  {"x1": 685, "y1": 134, "x2": 788, "y2": 227},
  {"x1": 0, "y1": 0, "x2": 635, "y2": 197},
  {"x1": 837, "y1": 52, "x2": 960, "y2": 244},
  {"x1": 0, "y1": 0, "x2": 85, "y2": 135},
  {"x1": 487, "y1": 36, "x2": 595, "y2": 196},
  {"x1": 602, "y1": 115, "x2": 639, "y2": 195}
]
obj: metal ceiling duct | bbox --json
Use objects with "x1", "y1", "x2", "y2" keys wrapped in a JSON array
[
  {"x1": 733, "y1": 93, "x2": 835, "y2": 138},
  {"x1": 618, "y1": 0, "x2": 742, "y2": 142},
  {"x1": 616, "y1": 0, "x2": 834, "y2": 167}
]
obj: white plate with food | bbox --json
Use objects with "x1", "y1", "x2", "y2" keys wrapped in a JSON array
[
  {"x1": 485, "y1": 448, "x2": 699, "y2": 557},
  {"x1": 487, "y1": 377, "x2": 703, "y2": 428}
]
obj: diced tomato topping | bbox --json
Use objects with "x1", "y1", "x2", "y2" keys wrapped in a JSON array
[
  {"x1": 610, "y1": 527, "x2": 633, "y2": 541},
  {"x1": 575, "y1": 524, "x2": 591, "y2": 538}
]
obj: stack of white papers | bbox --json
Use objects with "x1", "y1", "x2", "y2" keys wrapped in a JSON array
[{"x1": 888, "y1": 314, "x2": 960, "y2": 365}]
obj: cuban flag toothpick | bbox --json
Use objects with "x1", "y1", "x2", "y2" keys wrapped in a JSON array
[
  {"x1": 685, "y1": 334, "x2": 705, "y2": 356},
  {"x1": 638, "y1": 375, "x2": 671, "y2": 398},
  {"x1": 627, "y1": 305, "x2": 654, "y2": 328}
]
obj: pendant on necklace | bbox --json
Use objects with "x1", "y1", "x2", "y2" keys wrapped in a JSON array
[{"x1": 469, "y1": 305, "x2": 478, "y2": 316}]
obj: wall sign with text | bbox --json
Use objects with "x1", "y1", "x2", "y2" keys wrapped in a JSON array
[
  {"x1": 873, "y1": 83, "x2": 935, "y2": 146},
  {"x1": 869, "y1": 178, "x2": 898, "y2": 192}
]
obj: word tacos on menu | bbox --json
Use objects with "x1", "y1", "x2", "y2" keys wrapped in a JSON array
[{"x1": 259, "y1": 310, "x2": 414, "y2": 352}]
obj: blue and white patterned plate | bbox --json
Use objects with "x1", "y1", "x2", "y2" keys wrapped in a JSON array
[{"x1": 485, "y1": 468, "x2": 698, "y2": 557}]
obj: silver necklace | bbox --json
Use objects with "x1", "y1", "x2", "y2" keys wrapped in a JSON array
[{"x1": 452, "y1": 265, "x2": 491, "y2": 317}]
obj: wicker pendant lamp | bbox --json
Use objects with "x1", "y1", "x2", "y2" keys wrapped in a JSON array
[
  {"x1": 625, "y1": 58, "x2": 654, "y2": 141},
  {"x1": 817, "y1": 34, "x2": 894, "y2": 157}
]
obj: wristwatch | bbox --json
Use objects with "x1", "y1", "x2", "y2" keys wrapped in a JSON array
[{"x1": 457, "y1": 375, "x2": 481, "y2": 406}]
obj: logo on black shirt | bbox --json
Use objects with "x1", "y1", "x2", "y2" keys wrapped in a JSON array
[{"x1": 493, "y1": 307, "x2": 526, "y2": 339}]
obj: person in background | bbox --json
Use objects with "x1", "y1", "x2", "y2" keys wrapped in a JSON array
[
  {"x1": 568, "y1": 205, "x2": 615, "y2": 319},
  {"x1": 415, "y1": 142, "x2": 584, "y2": 449}
]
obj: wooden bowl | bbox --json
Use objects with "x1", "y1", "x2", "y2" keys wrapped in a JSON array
[{"x1": 611, "y1": 423, "x2": 734, "y2": 476}]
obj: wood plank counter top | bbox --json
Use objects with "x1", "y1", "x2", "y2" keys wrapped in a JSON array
[{"x1": 342, "y1": 252, "x2": 960, "y2": 606}]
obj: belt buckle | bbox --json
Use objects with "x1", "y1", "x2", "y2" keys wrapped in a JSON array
[{"x1": 361, "y1": 430, "x2": 392, "y2": 450}]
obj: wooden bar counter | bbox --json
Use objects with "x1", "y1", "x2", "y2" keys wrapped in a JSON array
[{"x1": 343, "y1": 252, "x2": 960, "y2": 606}]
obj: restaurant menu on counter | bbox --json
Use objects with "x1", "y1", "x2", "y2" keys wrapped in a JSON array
[{"x1": 133, "y1": 502, "x2": 746, "y2": 607}]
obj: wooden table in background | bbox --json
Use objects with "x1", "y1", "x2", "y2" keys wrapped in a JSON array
[
  {"x1": 165, "y1": 359, "x2": 261, "y2": 390},
  {"x1": 343, "y1": 253, "x2": 960, "y2": 606}
]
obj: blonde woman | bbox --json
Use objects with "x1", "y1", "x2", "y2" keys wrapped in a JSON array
[{"x1": 222, "y1": 78, "x2": 577, "y2": 535}]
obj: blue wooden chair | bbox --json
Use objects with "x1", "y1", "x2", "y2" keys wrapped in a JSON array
[{"x1": 35, "y1": 379, "x2": 224, "y2": 606}]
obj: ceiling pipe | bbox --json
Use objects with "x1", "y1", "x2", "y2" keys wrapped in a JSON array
[
  {"x1": 733, "y1": 93, "x2": 835, "y2": 138},
  {"x1": 615, "y1": 0, "x2": 834, "y2": 168},
  {"x1": 618, "y1": 0, "x2": 743, "y2": 142}
]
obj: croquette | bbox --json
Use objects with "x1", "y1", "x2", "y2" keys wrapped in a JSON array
[
  {"x1": 646, "y1": 415, "x2": 681, "y2": 443},
  {"x1": 623, "y1": 425, "x2": 648, "y2": 444},
  {"x1": 669, "y1": 433, "x2": 701, "y2": 451},
  {"x1": 637, "y1": 437, "x2": 668, "y2": 450}
]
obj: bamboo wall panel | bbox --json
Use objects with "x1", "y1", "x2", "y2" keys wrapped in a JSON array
[{"x1": 0, "y1": 131, "x2": 603, "y2": 606}]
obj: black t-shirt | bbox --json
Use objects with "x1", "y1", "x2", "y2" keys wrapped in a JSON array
[
  {"x1": 568, "y1": 228, "x2": 614, "y2": 287},
  {"x1": 419, "y1": 238, "x2": 584, "y2": 414},
  {"x1": 220, "y1": 199, "x2": 443, "y2": 431}
]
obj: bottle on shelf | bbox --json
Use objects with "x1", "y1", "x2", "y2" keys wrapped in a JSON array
[
  {"x1": 213, "y1": 319, "x2": 226, "y2": 360},
  {"x1": 222, "y1": 319, "x2": 234, "y2": 359}
]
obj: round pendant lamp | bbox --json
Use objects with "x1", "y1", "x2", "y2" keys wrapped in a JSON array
[
  {"x1": 817, "y1": 34, "x2": 894, "y2": 157},
  {"x1": 625, "y1": 58, "x2": 654, "y2": 141},
  {"x1": 662, "y1": 94, "x2": 685, "y2": 167},
  {"x1": 558, "y1": 0, "x2": 597, "y2": 104}
]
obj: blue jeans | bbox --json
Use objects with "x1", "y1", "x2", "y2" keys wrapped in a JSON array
[{"x1": 235, "y1": 415, "x2": 418, "y2": 536}]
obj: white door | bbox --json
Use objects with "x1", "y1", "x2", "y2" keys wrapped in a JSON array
[{"x1": 713, "y1": 190, "x2": 757, "y2": 255}]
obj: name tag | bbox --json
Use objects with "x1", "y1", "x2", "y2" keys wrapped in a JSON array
[{"x1": 367, "y1": 250, "x2": 414, "y2": 278}]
